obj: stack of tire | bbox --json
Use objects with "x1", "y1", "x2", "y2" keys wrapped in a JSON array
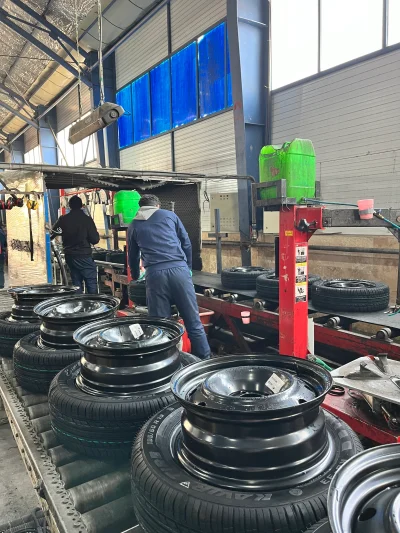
[
  {"x1": 48, "y1": 317, "x2": 198, "y2": 459},
  {"x1": 13, "y1": 294, "x2": 119, "y2": 393},
  {"x1": 221, "y1": 267, "x2": 274, "y2": 290},
  {"x1": 130, "y1": 354, "x2": 362, "y2": 533},
  {"x1": 256, "y1": 272, "x2": 321, "y2": 310},
  {"x1": 128, "y1": 279, "x2": 147, "y2": 306},
  {"x1": 0, "y1": 284, "x2": 79, "y2": 358},
  {"x1": 311, "y1": 279, "x2": 390, "y2": 312}
]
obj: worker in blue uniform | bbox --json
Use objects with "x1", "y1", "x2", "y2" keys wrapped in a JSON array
[{"x1": 128, "y1": 194, "x2": 211, "y2": 360}]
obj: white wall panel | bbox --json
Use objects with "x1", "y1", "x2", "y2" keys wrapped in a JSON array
[
  {"x1": 56, "y1": 85, "x2": 91, "y2": 132},
  {"x1": 271, "y1": 49, "x2": 400, "y2": 210},
  {"x1": 174, "y1": 111, "x2": 237, "y2": 231},
  {"x1": 119, "y1": 134, "x2": 173, "y2": 171},
  {"x1": 170, "y1": 0, "x2": 226, "y2": 51},
  {"x1": 115, "y1": 6, "x2": 168, "y2": 89}
]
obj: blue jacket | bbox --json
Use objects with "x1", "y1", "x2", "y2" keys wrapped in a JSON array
[{"x1": 127, "y1": 207, "x2": 192, "y2": 279}]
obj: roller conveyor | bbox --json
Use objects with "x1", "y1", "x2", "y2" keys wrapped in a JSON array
[
  {"x1": 194, "y1": 271, "x2": 400, "y2": 331},
  {"x1": 0, "y1": 358, "x2": 141, "y2": 533}
]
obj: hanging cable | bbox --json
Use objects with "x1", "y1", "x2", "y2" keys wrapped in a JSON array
[{"x1": 74, "y1": 0, "x2": 83, "y2": 118}]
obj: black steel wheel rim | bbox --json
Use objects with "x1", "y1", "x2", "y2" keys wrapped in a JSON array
[
  {"x1": 324, "y1": 279, "x2": 376, "y2": 289},
  {"x1": 8, "y1": 284, "x2": 79, "y2": 321},
  {"x1": 171, "y1": 354, "x2": 334, "y2": 490},
  {"x1": 74, "y1": 317, "x2": 184, "y2": 396},
  {"x1": 328, "y1": 444, "x2": 400, "y2": 533},
  {"x1": 34, "y1": 295, "x2": 120, "y2": 350},
  {"x1": 9, "y1": 284, "x2": 79, "y2": 298}
]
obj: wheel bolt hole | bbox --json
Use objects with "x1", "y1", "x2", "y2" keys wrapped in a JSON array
[
  {"x1": 358, "y1": 508, "x2": 376, "y2": 521},
  {"x1": 197, "y1": 402, "x2": 207, "y2": 407},
  {"x1": 298, "y1": 399, "x2": 306, "y2": 404}
]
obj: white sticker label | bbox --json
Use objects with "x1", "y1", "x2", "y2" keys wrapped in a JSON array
[
  {"x1": 129, "y1": 323, "x2": 144, "y2": 339},
  {"x1": 296, "y1": 245, "x2": 308, "y2": 263},
  {"x1": 295, "y1": 284, "x2": 308, "y2": 303},
  {"x1": 266, "y1": 373, "x2": 285, "y2": 394}
]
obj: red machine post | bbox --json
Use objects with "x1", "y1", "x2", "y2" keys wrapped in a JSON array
[{"x1": 279, "y1": 206, "x2": 323, "y2": 358}]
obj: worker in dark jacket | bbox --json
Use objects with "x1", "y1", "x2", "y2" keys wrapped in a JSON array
[
  {"x1": 52, "y1": 195, "x2": 100, "y2": 294},
  {"x1": 0, "y1": 224, "x2": 6, "y2": 289},
  {"x1": 128, "y1": 194, "x2": 210, "y2": 360}
]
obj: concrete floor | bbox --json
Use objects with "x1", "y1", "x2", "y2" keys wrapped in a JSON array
[{"x1": 0, "y1": 422, "x2": 38, "y2": 523}]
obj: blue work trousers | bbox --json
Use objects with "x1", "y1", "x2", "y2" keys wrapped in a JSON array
[
  {"x1": 146, "y1": 266, "x2": 211, "y2": 360},
  {"x1": 65, "y1": 255, "x2": 98, "y2": 294}
]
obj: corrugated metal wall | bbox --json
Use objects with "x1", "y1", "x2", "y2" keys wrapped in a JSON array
[
  {"x1": 175, "y1": 111, "x2": 238, "y2": 231},
  {"x1": 115, "y1": 6, "x2": 168, "y2": 90},
  {"x1": 170, "y1": 0, "x2": 227, "y2": 51},
  {"x1": 115, "y1": 0, "x2": 237, "y2": 231},
  {"x1": 271, "y1": 49, "x2": 400, "y2": 208},
  {"x1": 56, "y1": 85, "x2": 92, "y2": 132},
  {"x1": 24, "y1": 127, "x2": 39, "y2": 152},
  {"x1": 120, "y1": 134, "x2": 173, "y2": 171}
]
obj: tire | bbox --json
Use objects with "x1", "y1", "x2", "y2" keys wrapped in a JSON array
[
  {"x1": 13, "y1": 332, "x2": 82, "y2": 394},
  {"x1": 128, "y1": 280, "x2": 147, "y2": 306},
  {"x1": 303, "y1": 519, "x2": 331, "y2": 532},
  {"x1": 92, "y1": 249, "x2": 107, "y2": 261},
  {"x1": 311, "y1": 279, "x2": 390, "y2": 312},
  {"x1": 0, "y1": 312, "x2": 40, "y2": 359},
  {"x1": 221, "y1": 267, "x2": 274, "y2": 290},
  {"x1": 131, "y1": 407, "x2": 362, "y2": 533},
  {"x1": 256, "y1": 274, "x2": 321, "y2": 301},
  {"x1": 106, "y1": 251, "x2": 126, "y2": 265},
  {"x1": 49, "y1": 352, "x2": 199, "y2": 460}
]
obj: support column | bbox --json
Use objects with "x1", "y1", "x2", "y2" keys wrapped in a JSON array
[
  {"x1": 88, "y1": 52, "x2": 120, "y2": 169},
  {"x1": 227, "y1": 0, "x2": 271, "y2": 265},
  {"x1": 38, "y1": 107, "x2": 59, "y2": 283},
  {"x1": 7, "y1": 137, "x2": 24, "y2": 163}
]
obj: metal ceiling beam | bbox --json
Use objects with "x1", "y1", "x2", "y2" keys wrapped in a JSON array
[
  {"x1": 10, "y1": 0, "x2": 89, "y2": 60},
  {"x1": 0, "y1": 7, "x2": 91, "y2": 86},
  {"x1": 0, "y1": 143, "x2": 10, "y2": 152},
  {"x1": 0, "y1": 99, "x2": 39, "y2": 129},
  {"x1": 0, "y1": 82, "x2": 36, "y2": 111}
]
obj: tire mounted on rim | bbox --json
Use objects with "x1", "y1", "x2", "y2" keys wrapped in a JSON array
[
  {"x1": 48, "y1": 317, "x2": 199, "y2": 459},
  {"x1": 0, "y1": 284, "x2": 79, "y2": 358},
  {"x1": 221, "y1": 267, "x2": 274, "y2": 290},
  {"x1": 131, "y1": 355, "x2": 362, "y2": 533},
  {"x1": 256, "y1": 273, "x2": 321, "y2": 301},
  {"x1": 13, "y1": 295, "x2": 120, "y2": 393},
  {"x1": 311, "y1": 279, "x2": 390, "y2": 312}
]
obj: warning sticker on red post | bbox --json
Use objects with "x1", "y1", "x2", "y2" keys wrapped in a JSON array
[
  {"x1": 296, "y1": 264, "x2": 308, "y2": 283},
  {"x1": 295, "y1": 284, "x2": 307, "y2": 303},
  {"x1": 296, "y1": 245, "x2": 308, "y2": 263}
]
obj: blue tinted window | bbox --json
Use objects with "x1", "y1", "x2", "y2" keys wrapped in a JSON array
[
  {"x1": 198, "y1": 23, "x2": 226, "y2": 117},
  {"x1": 116, "y1": 85, "x2": 133, "y2": 148},
  {"x1": 150, "y1": 59, "x2": 171, "y2": 135},
  {"x1": 171, "y1": 43, "x2": 197, "y2": 128},
  {"x1": 227, "y1": 29, "x2": 233, "y2": 107},
  {"x1": 132, "y1": 74, "x2": 151, "y2": 143}
]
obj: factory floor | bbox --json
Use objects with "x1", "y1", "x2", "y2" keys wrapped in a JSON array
[{"x1": 0, "y1": 421, "x2": 38, "y2": 522}]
